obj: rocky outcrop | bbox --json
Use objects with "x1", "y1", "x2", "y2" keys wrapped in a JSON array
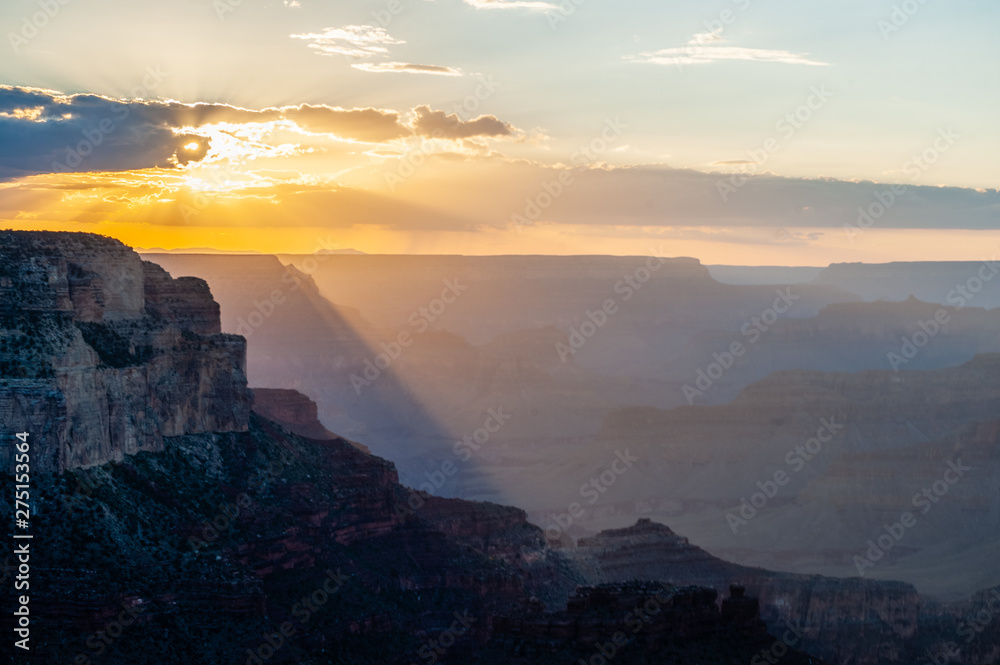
[
  {"x1": 488, "y1": 582, "x2": 823, "y2": 664},
  {"x1": 1, "y1": 231, "x2": 145, "y2": 318},
  {"x1": 0, "y1": 231, "x2": 250, "y2": 473},
  {"x1": 142, "y1": 260, "x2": 221, "y2": 335},
  {"x1": 568, "y1": 519, "x2": 925, "y2": 665},
  {"x1": 250, "y1": 387, "x2": 371, "y2": 452}
]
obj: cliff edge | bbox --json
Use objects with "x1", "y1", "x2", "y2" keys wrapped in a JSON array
[{"x1": 0, "y1": 231, "x2": 250, "y2": 472}]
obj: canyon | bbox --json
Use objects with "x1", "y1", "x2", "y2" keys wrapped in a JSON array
[
  {"x1": 145, "y1": 251, "x2": 1000, "y2": 602},
  {"x1": 1, "y1": 231, "x2": 249, "y2": 474},
  {"x1": 2, "y1": 233, "x2": 997, "y2": 664},
  {"x1": 0, "y1": 232, "x2": 824, "y2": 664}
]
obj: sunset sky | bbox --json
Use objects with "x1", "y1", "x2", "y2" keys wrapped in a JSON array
[{"x1": 1, "y1": 0, "x2": 998, "y2": 263}]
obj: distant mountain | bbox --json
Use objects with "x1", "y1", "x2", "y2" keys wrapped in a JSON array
[
  {"x1": 662, "y1": 297, "x2": 1000, "y2": 404},
  {"x1": 707, "y1": 265, "x2": 825, "y2": 285},
  {"x1": 814, "y1": 261, "x2": 1000, "y2": 308},
  {"x1": 274, "y1": 254, "x2": 857, "y2": 376},
  {"x1": 142, "y1": 252, "x2": 650, "y2": 496}
]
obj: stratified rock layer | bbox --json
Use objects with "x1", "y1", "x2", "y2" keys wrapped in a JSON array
[{"x1": 0, "y1": 231, "x2": 250, "y2": 473}]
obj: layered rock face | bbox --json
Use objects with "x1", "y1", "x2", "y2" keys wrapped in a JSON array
[
  {"x1": 566, "y1": 355, "x2": 1000, "y2": 596},
  {"x1": 141, "y1": 252, "x2": 647, "y2": 496},
  {"x1": 273, "y1": 253, "x2": 856, "y2": 376},
  {"x1": 249, "y1": 386, "x2": 364, "y2": 446},
  {"x1": 0, "y1": 231, "x2": 250, "y2": 473},
  {"x1": 567, "y1": 520, "x2": 933, "y2": 665},
  {"x1": 251, "y1": 388, "x2": 328, "y2": 436},
  {"x1": 663, "y1": 297, "x2": 1000, "y2": 404}
]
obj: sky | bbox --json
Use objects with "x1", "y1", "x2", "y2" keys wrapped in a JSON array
[{"x1": 0, "y1": 0, "x2": 998, "y2": 263}]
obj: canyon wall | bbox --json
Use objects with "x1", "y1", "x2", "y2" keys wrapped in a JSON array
[{"x1": 0, "y1": 231, "x2": 250, "y2": 473}]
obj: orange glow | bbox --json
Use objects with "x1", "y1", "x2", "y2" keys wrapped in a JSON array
[{"x1": 4, "y1": 166, "x2": 1000, "y2": 263}]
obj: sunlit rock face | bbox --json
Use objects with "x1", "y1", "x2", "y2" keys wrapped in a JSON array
[{"x1": 0, "y1": 231, "x2": 250, "y2": 473}]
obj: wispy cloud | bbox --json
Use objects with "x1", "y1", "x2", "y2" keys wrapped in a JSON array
[
  {"x1": 687, "y1": 30, "x2": 724, "y2": 46},
  {"x1": 626, "y1": 32, "x2": 829, "y2": 67},
  {"x1": 290, "y1": 25, "x2": 404, "y2": 59},
  {"x1": 291, "y1": 25, "x2": 464, "y2": 75},
  {"x1": 352, "y1": 62, "x2": 463, "y2": 76},
  {"x1": 462, "y1": 0, "x2": 559, "y2": 9}
]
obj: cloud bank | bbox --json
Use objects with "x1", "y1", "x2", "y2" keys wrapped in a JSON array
[{"x1": 0, "y1": 86, "x2": 522, "y2": 178}]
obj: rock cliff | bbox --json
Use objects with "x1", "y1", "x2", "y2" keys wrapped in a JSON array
[
  {"x1": 0, "y1": 231, "x2": 250, "y2": 473},
  {"x1": 250, "y1": 387, "x2": 371, "y2": 452},
  {"x1": 566, "y1": 519, "x2": 988, "y2": 665}
]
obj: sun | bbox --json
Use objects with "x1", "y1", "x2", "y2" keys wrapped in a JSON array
[{"x1": 184, "y1": 142, "x2": 200, "y2": 151}]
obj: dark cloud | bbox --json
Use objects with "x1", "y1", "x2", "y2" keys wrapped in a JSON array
[
  {"x1": 411, "y1": 105, "x2": 514, "y2": 139},
  {"x1": 0, "y1": 87, "x2": 207, "y2": 179},
  {"x1": 0, "y1": 86, "x2": 521, "y2": 178},
  {"x1": 370, "y1": 160, "x2": 1000, "y2": 233},
  {"x1": 536, "y1": 166, "x2": 1000, "y2": 231}
]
